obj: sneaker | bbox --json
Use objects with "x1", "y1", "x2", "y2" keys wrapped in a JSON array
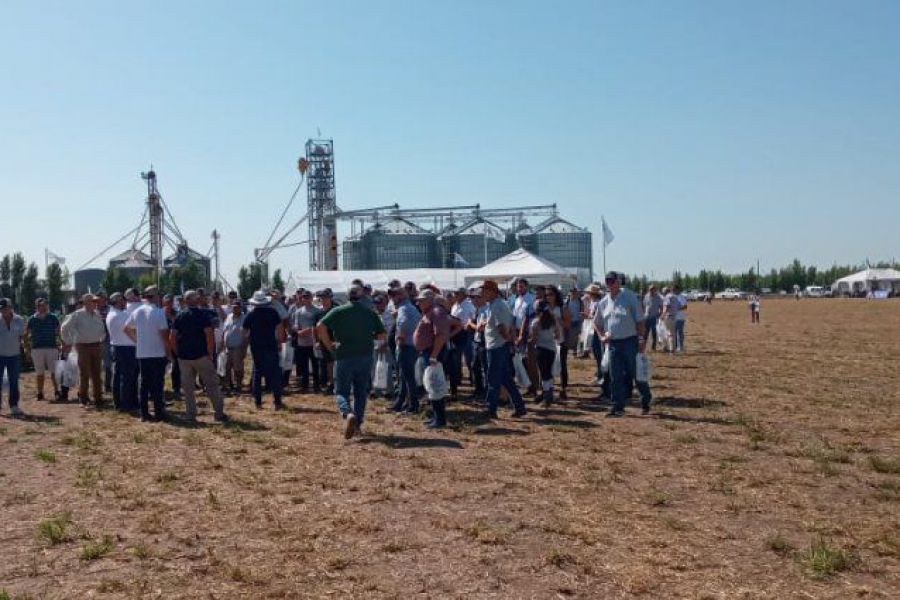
[
  {"x1": 641, "y1": 407, "x2": 651, "y2": 416},
  {"x1": 606, "y1": 410, "x2": 624, "y2": 418},
  {"x1": 274, "y1": 401, "x2": 285, "y2": 410},
  {"x1": 483, "y1": 410, "x2": 499, "y2": 420},
  {"x1": 512, "y1": 408, "x2": 527, "y2": 418},
  {"x1": 215, "y1": 413, "x2": 231, "y2": 423},
  {"x1": 9, "y1": 405, "x2": 24, "y2": 417},
  {"x1": 343, "y1": 413, "x2": 358, "y2": 440}
]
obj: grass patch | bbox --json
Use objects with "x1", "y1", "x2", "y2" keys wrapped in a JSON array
[
  {"x1": 869, "y1": 455, "x2": 900, "y2": 474},
  {"x1": 155, "y1": 470, "x2": 180, "y2": 484},
  {"x1": 672, "y1": 433, "x2": 698, "y2": 445},
  {"x1": 37, "y1": 511, "x2": 74, "y2": 545},
  {"x1": 544, "y1": 549, "x2": 577, "y2": 568},
  {"x1": 766, "y1": 533, "x2": 793, "y2": 556},
  {"x1": 646, "y1": 489, "x2": 672, "y2": 507},
  {"x1": 80, "y1": 535, "x2": 114, "y2": 560},
  {"x1": 63, "y1": 431, "x2": 102, "y2": 453},
  {"x1": 34, "y1": 449, "x2": 57, "y2": 463},
  {"x1": 206, "y1": 489, "x2": 220, "y2": 509},
  {"x1": 873, "y1": 480, "x2": 900, "y2": 501},
  {"x1": 801, "y1": 441, "x2": 851, "y2": 465},
  {"x1": 463, "y1": 520, "x2": 508, "y2": 545},
  {"x1": 75, "y1": 463, "x2": 102, "y2": 489},
  {"x1": 801, "y1": 536, "x2": 854, "y2": 578},
  {"x1": 129, "y1": 541, "x2": 152, "y2": 559}
]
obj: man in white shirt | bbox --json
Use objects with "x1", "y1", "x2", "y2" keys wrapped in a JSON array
[
  {"x1": 450, "y1": 287, "x2": 476, "y2": 390},
  {"x1": 106, "y1": 292, "x2": 139, "y2": 412},
  {"x1": 125, "y1": 286, "x2": 171, "y2": 422}
]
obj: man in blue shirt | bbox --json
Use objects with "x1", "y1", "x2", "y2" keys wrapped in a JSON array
[
  {"x1": 390, "y1": 285, "x2": 421, "y2": 413},
  {"x1": 593, "y1": 272, "x2": 652, "y2": 417}
]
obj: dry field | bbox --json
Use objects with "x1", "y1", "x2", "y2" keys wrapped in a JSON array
[{"x1": 1, "y1": 299, "x2": 899, "y2": 599}]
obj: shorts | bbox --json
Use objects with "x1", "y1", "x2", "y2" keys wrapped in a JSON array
[{"x1": 32, "y1": 348, "x2": 59, "y2": 375}]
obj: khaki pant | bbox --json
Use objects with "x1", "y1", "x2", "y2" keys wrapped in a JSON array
[
  {"x1": 524, "y1": 345, "x2": 540, "y2": 393},
  {"x1": 76, "y1": 343, "x2": 103, "y2": 403},
  {"x1": 179, "y1": 356, "x2": 225, "y2": 420},
  {"x1": 224, "y1": 345, "x2": 246, "y2": 389}
]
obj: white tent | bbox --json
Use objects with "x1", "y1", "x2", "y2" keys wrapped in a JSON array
[
  {"x1": 287, "y1": 268, "x2": 473, "y2": 295},
  {"x1": 833, "y1": 268, "x2": 900, "y2": 295},
  {"x1": 463, "y1": 248, "x2": 578, "y2": 289}
]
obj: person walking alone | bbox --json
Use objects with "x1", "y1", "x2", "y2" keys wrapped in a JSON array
[
  {"x1": 169, "y1": 290, "x2": 229, "y2": 423},
  {"x1": 124, "y1": 286, "x2": 171, "y2": 422},
  {"x1": 316, "y1": 284, "x2": 386, "y2": 439},
  {"x1": 749, "y1": 292, "x2": 761, "y2": 323},
  {"x1": 26, "y1": 298, "x2": 61, "y2": 402},
  {"x1": 0, "y1": 298, "x2": 26, "y2": 416},
  {"x1": 61, "y1": 294, "x2": 107, "y2": 408},
  {"x1": 593, "y1": 272, "x2": 652, "y2": 417}
]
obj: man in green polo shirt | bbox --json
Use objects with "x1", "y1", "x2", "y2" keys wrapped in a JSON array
[
  {"x1": 26, "y1": 298, "x2": 61, "y2": 401},
  {"x1": 316, "y1": 284, "x2": 385, "y2": 439}
]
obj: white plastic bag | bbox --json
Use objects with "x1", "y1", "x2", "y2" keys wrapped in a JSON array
[
  {"x1": 636, "y1": 352, "x2": 651, "y2": 383},
  {"x1": 216, "y1": 351, "x2": 228, "y2": 377},
  {"x1": 513, "y1": 353, "x2": 531, "y2": 387},
  {"x1": 280, "y1": 344, "x2": 295, "y2": 371},
  {"x1": 56, "y1": 350, "x2": 80, "y2": 389},
  {"x1": 423, "y1": 363, "x2": 449, "y2": 400},
  {"x1": 415, "y1": 356, "x2": 426, "y2": 387},
  {"x1": 579, "y1": 320, "x2": 594, "y2": 357},
  {"x1": 552, "y1": 344, "x2": 561, "y2": 378},
  {"x1": 656, "y1": 320, "x2": 670, "y2": 349},
  {"x1": 373, "y1": 353, "x2": 390, "y2": 390},
  {"x1": 600, "y1": 345, "x2": 610, "y2": 373}
]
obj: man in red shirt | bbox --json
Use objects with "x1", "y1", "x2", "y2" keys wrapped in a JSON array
[{"x1": 413, "y1": 290, "x2": 451, "y2": 428}]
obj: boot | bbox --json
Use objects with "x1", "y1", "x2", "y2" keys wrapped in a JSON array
[
  {"x1": 543, "y1": 388, "x2": 553, "y2": 408},
  {"x1": 427, "y1": 400, "x2": 447, "y2": 429}
]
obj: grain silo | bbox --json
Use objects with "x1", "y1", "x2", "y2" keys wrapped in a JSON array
[
  {"x1": 440, "y1": 217, "x2": 510, "y2": 268},
  {"x1": 522, "y1": 216, "x2": 593, "y2": 275},
  {"x1": 73, "y1": 268, "x2": 106, "y2": 295},
  {"x1": 343, "y1": 217, "x2": 440, "y2": 270},
  {"x1": 164, "y1": 243, "x2": 211, "y2": 282}
]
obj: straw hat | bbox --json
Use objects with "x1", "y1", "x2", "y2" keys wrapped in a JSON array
[
  {"x1": 585, "y1": 283, "x2": 603, "y2": 296},
  {"x1": 248, "y1": 290, "x2": 272, "y2": 306}
]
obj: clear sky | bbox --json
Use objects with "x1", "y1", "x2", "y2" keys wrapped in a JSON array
[{"x1": 2, "y1": 1, "x2": 898, "y2": 285}]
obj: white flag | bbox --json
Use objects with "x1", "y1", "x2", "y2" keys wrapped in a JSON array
[
  {"x1": 47, "y1": 250, "x2": 66, "y2": 265},
  {"x1": 602, "y1": 217, "x2": 614, "y2": 247}
]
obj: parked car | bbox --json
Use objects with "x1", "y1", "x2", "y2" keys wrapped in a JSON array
[
  {"x1": 803, "y1": 286, "x2": 825, "y2": 298},
  {"x1": 759, "y1": 288, "x2": 772, "y2": 295},
  {"x1": 716, "y1": 288, "x2": 746, "y2": 300}
]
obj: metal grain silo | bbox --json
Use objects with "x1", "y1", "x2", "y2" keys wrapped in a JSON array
[{"x1": 527, "y1": 216, "x2": 593, "y2": 275}]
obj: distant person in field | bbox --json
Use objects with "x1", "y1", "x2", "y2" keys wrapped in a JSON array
[
  {"x1": 316, "y1": 284, "x2": 386, "y2": 439},
  {"x1": 0, "y1": 297, "x2": 26, "y2": 416},
  {"x1": 749, "y1": 292, "x2": 761, "y2": 323},
  {"x1": 61, "y1": 293, "x2": 107, "y2": 408},
  {"x1": 124, "y1": 286, "x2": 171, "y2": 422},
  {"x1": 26, "y1": 298, "x2": 61, "y2": 402},
  {"x1": 643, "y1": 285, "x2": 663, "y2": 351},
  {"x1": 671, "y1": 284, "x2": 688, "y2": 352},
  {"x1": 593, "y1": 271, "x2": 652, "y2": 417}
]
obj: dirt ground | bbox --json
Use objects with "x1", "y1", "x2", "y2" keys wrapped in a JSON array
[{"x1": 1, "y1": 298, "x2": 898, "y2": 599}]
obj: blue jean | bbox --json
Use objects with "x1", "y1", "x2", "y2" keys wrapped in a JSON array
[
  {"x1": 674, "y1": 320, "x2": 686, "y2": 351},
  {"x1": 591, "y1": 332, "x2": 604, "y2": 379},
  {"x1": 485, "y1": 345, "x2": 525, "y2": 414},
  {"x1": 251, "y1": 347, "x2": 283, "y2": 404},
  {"x1": 393, "y1": 344, "x2": 419, "y2": 410},
  {"x1": 0, "y1": 354, "x2": 21, "y2": 408},
  {"x1": 645, "y1": 316, "x2": 658, "y2": 349},
  {"x1": 103, "y1": 339, "x2": 114, "y2": 392},
  {"x1": 138, "y1": 357, "x2": 167, "y2": 418},
  {"x1": 113, "y1": 345, "x2": 139, "y2": 411},
  {"x1": 334, "y1": 353, "x2": 374, "y2": 424},
  {"x1": 608, "y1": 336, "x2": 652, "y2": 412}
]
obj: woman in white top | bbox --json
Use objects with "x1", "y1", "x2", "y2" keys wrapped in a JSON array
[
  {"x1": 748, "y1": 293, "x2": 760, "y2": 323},
  {"x1": 529, "y1": 299, "x2": 562, "y2": 408}
]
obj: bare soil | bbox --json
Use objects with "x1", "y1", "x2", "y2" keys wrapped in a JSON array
[{"x1": 1, "y1": 298, "x2": 899, "y2": 599}]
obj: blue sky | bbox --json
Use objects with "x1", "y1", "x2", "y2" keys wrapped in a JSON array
[{"x1": 2, "y1": 1, "x2": 898, "y2": 285}]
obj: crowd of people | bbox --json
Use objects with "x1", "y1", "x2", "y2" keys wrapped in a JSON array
[{"x1": 0, "y1": 271, "x2": 693, "y2": 437}]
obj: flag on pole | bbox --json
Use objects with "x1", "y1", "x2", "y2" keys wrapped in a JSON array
[
  {"x1": 47, "y1": 250, "x2": 66, "y2": 265},
  {"x1": 601, "y1": 217, "x2": 615, "y2": 247}
]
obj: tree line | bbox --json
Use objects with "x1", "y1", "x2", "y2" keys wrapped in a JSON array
[
  {"x1": 0, "y1": 253, "x2": 66, "y2": 313},
  {"x1": 626, "y1": 259, "x2": 899, "y2": 294}
]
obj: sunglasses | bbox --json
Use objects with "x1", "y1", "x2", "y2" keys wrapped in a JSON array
[{"x1": 605, "y1": 278, "x2": 617, "y2": 284}]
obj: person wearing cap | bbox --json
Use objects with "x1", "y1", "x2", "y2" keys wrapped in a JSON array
[
  {"x1": 403, "y1": 281, "x2": 419, "y2": 303},
  {"x1": 61, "y1": 293, "x2": 107, "y2": 408},
  {"x1": 560, "y1": 286, "x2": 584, "y2": 399},
  {"x1": 593, "y1": 271, "x2": 652, "y2": 417},
  {"x1": 124, "y1": 288, "x2": 141, "y2": 314},
  {"x1": 371, "y1": 293, "x2": 395, "y2": 398},
  {"x1": 124, "y1": 286, "x2": 172, "y2": 421},
  {"x1": 390, "y1": 285, "x2": 421, "y2": 413},
  {"x1": 169, "y1": 290, "x2": 229, "y2": 423},
  {"x1": 242, "y1": 290, "x2": 286, "y2": 409},
  {"x1": 0, "y1": 298, "x2": 26, "y2": 416},
  {"x1": 316, "y1": 284, "x2": 386, "y2": 439},
  {"x1": 290, "y1": 289, "x2": 323, "y2": 392},
  {"x1": 412, "y1": 289, "x2": 453, "y2": 428},
  {"x1": 106, "y1": 292, "x2": 138, "y2": 411},
  {"x1": 314, "y1": 289, "x2": 337, "y2": 393},
  {"x1": 481, "y1": 280, "x2": 527, "y2": 419},
  {"x1": 25, "y1": 298, "x2": 61, "y2": 402},
  {"x1": 643, "y1": 285, "x2": 664, "y2": 351},
  {"x1": 221, "y1": 299, "x2": 248, "y2": 393}
]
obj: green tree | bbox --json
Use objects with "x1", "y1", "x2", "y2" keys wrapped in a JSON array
[
  {"x1": 271, "y1": 269, "x2": 285, "y2": 294},
  {"x1": 10, "y1": 252, "x2": 25, "y2": 307},
  {"x1": 101, "y1": 267, "x2": 136, "y2": 295},
  {"x1": 0, "y1": 254, "x2": 10, "y2": 299},
  {"x1": 19, "y1": 263, "x2": 39, "y2": 313},
  {"x1": 237, "y1": 263, "x2": 263, "y2": 300},
  {"x1": 46, "y1": 263, "x2": 66, "y2": 312}
]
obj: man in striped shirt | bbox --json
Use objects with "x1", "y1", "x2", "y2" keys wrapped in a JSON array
[{"x1": 26, "y1": 298, "x2": 61, "y2": 401}]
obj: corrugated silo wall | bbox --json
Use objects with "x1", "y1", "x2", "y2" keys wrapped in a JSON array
[
  {"x1": 370, "y1": 233, "x2": 440, "y2": 269},
  {"x1": 534, "y1": 231, "x2": 593, "y2": 272}
]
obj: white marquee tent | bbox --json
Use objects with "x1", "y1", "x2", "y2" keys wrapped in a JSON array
[
  {"x1": 286, "y1": 268, "x2": 472, "y2": 295},
  {"x1": 463, "y1": 248, "x2": 578, "y2": 289},
  {"x1": 833, "y1": 268, "x2": 900, "y2": 295}
]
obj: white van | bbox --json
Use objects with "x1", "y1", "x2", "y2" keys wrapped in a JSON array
[{"x1": 804, "y1": 286, "x2": 825, "y2": 298}]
